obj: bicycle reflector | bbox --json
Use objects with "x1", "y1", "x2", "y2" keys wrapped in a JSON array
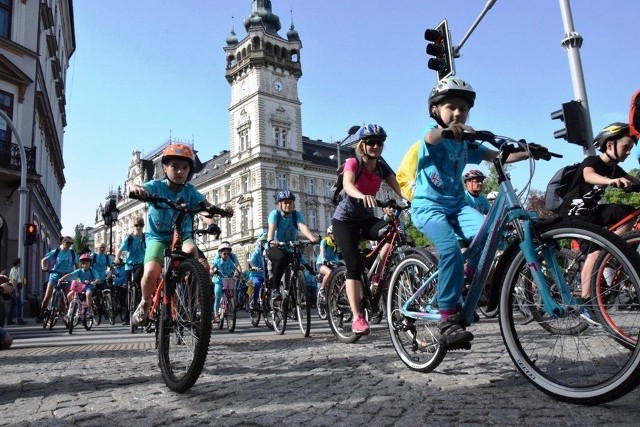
[{"x1": 425, "y1": 19, "x2": 455, "y2": 81}]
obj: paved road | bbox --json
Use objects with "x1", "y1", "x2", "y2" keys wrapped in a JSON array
[{"x1": 2, "y1": 312, "x2": 640, "y2": 426}]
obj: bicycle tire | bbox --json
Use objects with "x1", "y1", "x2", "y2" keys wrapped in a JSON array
[
  {"x1": 158, "y1": 258, "x2": 213, "y2": 393},
  {"x1": 49, "y1": 290, "x2": 62, "y2": 331},
  {"x1": 317, "y1": 288, "x2": 328, "y2": 320},
  {"x1": 129, "y1": 283, "x2": 138, "y2": 334},
  {"x1": 250, "y1": 305, "x2": 261, "y2": 327},
  {"x1": 104, "y1": 291, "x2": 115, "y2": 325},
  {"x1": 84, "y1": 304, "x2": 94, "y2": 331},
  {"x1": 272, "y1": 277, "x2": 288, "y2": 335},
  {"x1": 326, "y1": 266, "x2": 360, "y2": 344},
  {"x1": 67, "y1": 301, "x2": 77, "y2": 335},
  {"x1": 387, "y1": 254, "x2": 445, "y2": 372},
  {"x1": 226, "y1": 289, "x2": 237, "y2": 333},
  {"x1": 589, "y1": 230, "x2": 640, "y2": 350},
  {"x1": 294, "y1": 270, "x2": 311, "y2": 337},
  {"x1": 262, "y1": 288, "x2": 274, "y2": 330},
  {"x1": 499, "y1": 220, "x2": 640, "y2": 404}
]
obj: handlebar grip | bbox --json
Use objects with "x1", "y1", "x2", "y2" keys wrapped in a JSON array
[{"x1": 208, "y1": 206, "x2": 233, "y2": 218}]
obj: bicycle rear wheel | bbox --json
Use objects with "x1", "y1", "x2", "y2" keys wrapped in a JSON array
[
  {"x1": 326, "y1": 266, "x2": 360, "y2": 343},
  {"x1": 84, "y1": 305, "x2": 94, "y2": 331},
  {"x1": 499, "y1": 220, "x2": 640, "y2": 404},
  {"x1": 49, "y1": 290, "x2": 63, "y2": 331},
  {"x1": 128, "y1": 283, "x2": 139, "y2": 334},
  {"x1": 103, "y1": 290, "x2": 116, "y2": 325},
  {"x1": 158, "y1": 258, "x2": 213, "y2": 393},
  {"x1": 93, "y1": 292, "x2": 102, "y2": 326},
  {"x1": 272, "y1": 276, "x2": 288, "y2": 335},
  {"x1": 294, "y1": 270, "x2": 311, "y2": 337},
  {"x1": 262, "y1": 288, "x2": 273, "y2": 330},
  {"x1": 226, "y1": 290, "x2": 237, "y2": 333},
  {"x1": 387, "y1": 254, "x2": 445, "y2": 372}
]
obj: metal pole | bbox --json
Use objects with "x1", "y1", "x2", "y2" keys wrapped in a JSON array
[
  {"x1": 453, "y1": 0, "x2": 497, "y2": 57},
  {"x1": 0, "y1": 110, "x2": 28, "y2": 308},
  {"x1": 558, "y1": 0, "x2": 595, "y2": 155}
]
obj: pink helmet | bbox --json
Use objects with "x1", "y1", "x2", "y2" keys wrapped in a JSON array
[
  {"x1": 79, "y1": 253, "x2": 92, "y2": 263},
  {"x1": 70, "y1": 280, "x2": 85, "y2": 293}
]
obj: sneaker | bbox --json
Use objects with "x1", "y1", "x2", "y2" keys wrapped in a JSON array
[
  {"x1": 438, "y1": 313, "x2": 473, "y2": 349},
  {"x1": 17, "y1": 319, "x2": 28, "y2": 325},
  {"x1": 64, "y1": 314, "x2": 70, "y2": 325},
  {"x1": 132, "y1": 300, "x2": 151, "y2": 327},
  {"x1": 352, "y1": 315, "x2": 370, "y2": 335},
  {"x1": 318, "y1": 289, "x2": 326, "y2": 301}
]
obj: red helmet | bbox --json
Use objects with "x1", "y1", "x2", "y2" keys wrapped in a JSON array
[
  {"x1": 161, "y1": 143, "x2": 196, "y2": 181},
  {"x1": 79, "y1": 253, "x2": 92, "y2": 264}
]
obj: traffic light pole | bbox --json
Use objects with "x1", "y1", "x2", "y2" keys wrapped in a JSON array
[
  {"x1": 0, "y1": 109, "x2": 28, "y2": 304},
  {"x1": 558, "y1": 0, "x2": 595, "y2": 155},
  {"x1": 452, "y1": 0, "x2": 497, "y2": 58}
]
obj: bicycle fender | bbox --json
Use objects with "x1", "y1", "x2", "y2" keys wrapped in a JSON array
[{"x1": 485, "y1": 240, "x2": 520, "y2": 313}]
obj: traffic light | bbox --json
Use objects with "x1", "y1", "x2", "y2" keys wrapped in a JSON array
[
  {"x1": 425, "y1": 19, "x2": 455, "y2": 81},
  {"x1": 25, "y1": 223, "x2": 38, "y2": 245},
  {"x1": 551, "y1": 100, "x2": 587, "y2": 147}
]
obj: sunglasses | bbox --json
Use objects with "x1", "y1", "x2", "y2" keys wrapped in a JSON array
[
  {"x1": 364, "y1": 139, "x2": 384, "y2": 147},
  {"x1": 135, "y1": 224, "x2": 144, "y2": 228}
]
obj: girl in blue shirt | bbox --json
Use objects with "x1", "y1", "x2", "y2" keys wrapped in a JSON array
[
  {"x1": 39, "y1": 236, "x2": 77, "y2": 320},
  {"x1": 211, "y1": 242, "x2": 242, "y2": 323},
  {"x1": 412, "y1": 77, "x2": 529, "y2": 349},
  {"x1": 315, "y1": 226, "x2": 340, "y2": 300},
  {"x1": 59, "y1": 253, "x2": 99, "y2": 318}
]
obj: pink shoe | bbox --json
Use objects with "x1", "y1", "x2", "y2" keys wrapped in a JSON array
[{"x1": 352, "y1": 315, "x2": 370, "y2": 335}]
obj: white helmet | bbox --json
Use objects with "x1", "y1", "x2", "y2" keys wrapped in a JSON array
[
  {"x1": 326, "y1": 226, "x2": 333, "y2": 235},
  {"x1": 487, "y1": 191, "x2": 498, "y2": 202},
  {"x1": 218, "y1": 241, "x2": 232, "y2": 252}
]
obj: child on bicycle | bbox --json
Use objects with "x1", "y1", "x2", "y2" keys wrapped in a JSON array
[
  {"x1": 59, "y1": 253, "x2": 99, "y2": 320},
  {"x1": 558, "y1": 122, "x2": 639, "y2": 300},
  {"x1": 331, "y1": 124, "x2": 405, "y2": 336},
  {"x1": 211, "y1": 241, "x2": 242, "y2": 323},
  {"x1": 115, "y1": 217, "x2": 146, "y2": 324},
  {"x1": 315, "y1": 226, "x2": 340, "y2": 301},
  {"x1": 266, "y1": 191, "x2": 320, "y2": 302},
  {"x1": 411, "y1": 77, "x2": 529, "y2": 348},
  {"x1": 129, "y1": 143, "x2": 233, "y2": 327},
  {"x1": 248, "y1": 231, "x2": 267, "y2": 310},
  {"x1": 39, "y1": 236, "x2": 77, "y2": 320}
]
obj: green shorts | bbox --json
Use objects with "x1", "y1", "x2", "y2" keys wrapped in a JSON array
[{"x1": 144, "y1": 238, "x2": 196, "y2": 264}]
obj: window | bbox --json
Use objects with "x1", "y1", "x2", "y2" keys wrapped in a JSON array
[
  {"x1": 274, "y1": 126, "x2": 288, "y2": 147},
  {"x1": 307, "y1": 210, "x2": 317, "y2": 230},
  {"x1": 325, "y1": 213, "x2": 332, "y2": 231},
  {"x1": 0, "y1": 90, "x2": 13, "y2": 143},
  {"x1": 225, "y1": 184, "x2": 232, "y2": 201},
  {"x1": 241, "y1": 206, "x2": 250, "y2": 230},
  {"x1": 225, "y1": 218, "x2": 232, "y2": 237},
  {"x1": 325, "y1": 181, "x2": 333, "y2": 197},
  {"x1": 306, "y1": 179, "x2": 315, "y2": 195},
  {"x1": 239, "y1": 128, "x2": 250, "y2": 151},
  {"x1": 0, "y1": 0, "x2": 11, "y2": 39},
  {"x1": 277, "y1": 173, "x2": 287, "y2": 190},
  {"x1": 213, "y1": 188, "x2": 219, "y2": 206},
  {"x1": 242, "y1": 175, "x2": 250, "y2": 193}
]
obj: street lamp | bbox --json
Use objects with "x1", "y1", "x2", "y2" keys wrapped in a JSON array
[
  {"x1": 336, "y1": 125, "x2": 360, "y2": 169},
  {"x1": 102, "y1": 197, "x2": 120, "y2": 257}
]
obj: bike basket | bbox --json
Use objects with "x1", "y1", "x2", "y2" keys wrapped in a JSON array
[
  {"x1": 70, "y1": 280, "x2": 85, "y2": 293},
  {"x1": 222, "y1": 278, "x2": 236, "y2": 290}
]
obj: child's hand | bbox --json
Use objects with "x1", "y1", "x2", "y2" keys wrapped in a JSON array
[
  {"x1": 445, "y1": 123, "x2": 474, "y2": 141},
  {"x1": 130, "y1": 185, "x2": 149, "y2": 198}
]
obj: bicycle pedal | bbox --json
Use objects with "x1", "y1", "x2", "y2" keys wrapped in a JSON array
[{"x1": 444, "y1": 342, "x2": 472, "y2": 351}]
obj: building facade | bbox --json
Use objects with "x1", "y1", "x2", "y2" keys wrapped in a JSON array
[
  {"x1": 0, "y1": 0, "x2": 75, "y2": 302},
  {"x1": 91, "y1": 0, "x2": 393, "y2": 267}
]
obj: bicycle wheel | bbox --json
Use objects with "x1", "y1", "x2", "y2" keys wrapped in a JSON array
[
  {"x1": 103, "y1": 291, "x2": 115, "y2": 325},
  {"x1": 158, "y1": 258, "x2": 213, "y2": 393},
  {"x1": 93, "y1": 292, "x2": 102, "y2": 326},
  {"x1": 49, "y1": 290, "x2": 62, "y2": 331},
  {"x1": 262, "y1": 288, "x2": 274, "y2": 330},
  {"x1": 272, "y1": 276, "x2": 288, "y2": 335},
  {"x1": 499, "y1": 220, "x2": 640, "y2": 404},
  {"x1": 294, "y1": 270, "x2": 311, "y2": 337},
  {"x1": 67, "y1": 300, "x2": 77, "y2": 335},
  {"x1": 226, "y1": 289, "x2": 237, "y2": 333},
  {"x1": 387, "y1": 254, "x2": 445, "y2": 372},
  {"x1": 129, "y1": 283, "x2": 139, "y2": 334},
  {"x1": 317, "y1": 288, "x2": 328, "y2": 320},
  {"x1": 589, "y1": 230, "x2": 640, "y2": 350},
  {"x1": 326, "y1": 266, "x2": 360, "y2": 344},
  {"x1": 84, "y1": 304, "x2": 94, "y2": 331}
]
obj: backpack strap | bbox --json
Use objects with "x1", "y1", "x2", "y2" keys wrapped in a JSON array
[{"x1": 275, "y1": 210, "x2": 298, "y2": 231}]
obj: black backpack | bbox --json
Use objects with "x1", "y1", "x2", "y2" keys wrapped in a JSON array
[
  {"x1": 544, "y1": 163, "x2": 580, "y2": 213},
  {"x1": 331, "y1": 156, "x2": 389, "y2": 206}
]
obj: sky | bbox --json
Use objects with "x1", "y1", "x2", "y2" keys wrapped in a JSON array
[{"x1": 60, "y1": 0, "x2": 640, "y2": 234}]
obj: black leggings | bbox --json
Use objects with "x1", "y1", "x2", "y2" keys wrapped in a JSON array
[
  {"x1": 266, "y1": 247, "x2": 294, "y2": 289},
  {"x1": 332, "y1": 217, "x2": 387, "y2": 280}
]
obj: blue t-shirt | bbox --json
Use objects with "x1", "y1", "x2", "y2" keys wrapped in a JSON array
[
  {"x1": 119, "y1": 234, "x2": 146, "y2": 270},
  {"x1": 142, "y1": 179, "x2": 206, "y2": 243},
  {"x1": 212, "y1": 253, "x2": 239, "y2": 286},
  {"x1": 268, "y1": 209, "x2": 304, "y2": 253},
  {"x1": 66, "y1": 267, "x2": 98, "y2": 283},
  {"x1": 43, "y1": 248, "x2": 77, "y2": 281},
  {"x1": 316, "y1": 237, "x2": 339, "y2": 265},
  {"x1": 412, "y1": 126, "x2": 489, "y2": 210},
  {"x1": 112, "y1": 264, "x2": 126, "y2": 286},
  {"x1": 464, "y1": 191, "x2": 491, "y2": 215},
  {"x1": 91, "y1": 252, "x2": 112, "y2": 281},
  {"x1": 249, "y1": 244, "x2": 265, "y2": 271}
]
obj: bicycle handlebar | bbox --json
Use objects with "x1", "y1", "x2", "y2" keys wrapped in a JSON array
[
  {"x1": 273, "y1": 240, "x2": 317, "y2": 248},
  {"x1": 129, "y1": 192, "x2": 233, "y2": 218}
]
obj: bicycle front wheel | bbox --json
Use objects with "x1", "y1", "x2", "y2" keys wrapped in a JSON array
[
  {"x1": 294, "y1": 270, "x2": 311, "y2": 337},
  {"x1": 387, "y1": 254, "x2": 445, "y2": 372},
  {"x1": 226, "y1": 290, "x2": 237, "y2": 333},
  {"x1": 93, "y1": 293, "x2": 102, "y2": 326},
  {"x1": 49, "y1": 290, "x2": 63, "y2": 331},
  {"x1": 158, "y1": 258, "x2": 213, "y2": 393},
  {"x1": 326, "y1": 266, "x2": 360, "y2": 344},
  {"x1": 103, "y1": 291, "x2": 115, "y2": 325},
  {"x1": 67, "y1": 301, "x2": 77, "y2": 335},
  {"x1": 499, "y1": 220, "x2": 640, "y2": 405},
  {"x1": 272, "y1": 276, "x2": 288, "y2": 335}
]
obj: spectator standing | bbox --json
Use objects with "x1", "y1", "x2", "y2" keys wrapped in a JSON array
[{"x1": 7, "y1": 258, "x2": 27, "y2": 325}]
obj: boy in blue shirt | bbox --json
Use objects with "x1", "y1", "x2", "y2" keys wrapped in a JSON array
[
  {"x1": 411, "y1": 77, "x2": 529, "y2": 349},
  {"x1": 210, "y1": 241, "x2": 242, "y2": 323},
  {"x1": 248, "y1": 231, "x2": 267, "y2": 309},
  {"x1": 39, "y1": 236, "x2": 77, "y2": 320},
  {"x1": 266, "y1": 191, "x2": 319, "y2": 301},
  {"x1": 129, "y1": 144, "x2": 233, "y2": 326},
  {"x1": 91, "y1": 243, "x2": 112, "y2": 285}
]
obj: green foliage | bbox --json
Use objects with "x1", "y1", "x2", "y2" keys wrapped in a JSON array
[
  {"x1": 603, "y1": 168, "x2": 640, "y2": 207},
  {"x1": 406, "y1": 224, "x2": 431, "y2": 248},
  {"x1": 526, "y1": 189, "x2": 556, "y2": 219},
  {"x1": 73, "y1": 223, "x2": 88, "y2": 254}
]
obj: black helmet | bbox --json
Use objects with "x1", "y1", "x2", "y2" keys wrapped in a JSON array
[{"x1": 593, "y1": 122, "x2": 634, "y2": 152}]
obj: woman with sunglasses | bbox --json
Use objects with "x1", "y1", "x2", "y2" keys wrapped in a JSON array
[
  {"x1": 331, "y1": 124, "x2": 404, "y2": 336},
  {"x1": 115, "y1": 217, "x2": 146, "y2": 325}
]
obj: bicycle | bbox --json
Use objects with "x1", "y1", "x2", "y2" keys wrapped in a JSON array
[
  {"x1": 326, "y1": 202, "x2": 436, "y2": 343},
  {"x1": 66, "y1": 280, "x2": 94, "y2": 334},
  {"x1": 250, "y1": 277, "x2": 274, "y2": 330},
  {"x1": 103, "y1": 277, "x2": 126, "y2": 326},
  {"x1": 316, "y1": 261, "x2": 344, "y2": 321},
  {"x1": 130, "y1": 192, "x2": 232, "y2": 392},
  {"x1": 386, "y1": 130, "x2": 640, "y2": 404},
  {"x1": 270, "y1": 240, "x2": 315, "y2": 337},
  {"x1": 41, "y1": 275, "x2": 67, "y2": 331},
  {"x1": 127, "y1": 264, "x2": 144, "y2": 333},
  {"x1": 215, "y1": 274, "x2": 238, "y2": 333},
  {"x1": 91, "y1": 282, "x2": 105, "y2": 326}
]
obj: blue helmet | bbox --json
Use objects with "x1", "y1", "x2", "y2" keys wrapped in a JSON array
[
  {"x1": 356, "y1": 124, "x2": 387, "y2": 141},
  {"x1": 276, "y1": 190, "x2": 296, "y2": 202}
]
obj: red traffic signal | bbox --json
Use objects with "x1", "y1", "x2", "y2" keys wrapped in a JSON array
[
  {"x1": 25, "y1": 223, "x2": 38, "y2": 245},
  {"x1": 425, "y1": 19, "x2": 455, "y2": 81}
]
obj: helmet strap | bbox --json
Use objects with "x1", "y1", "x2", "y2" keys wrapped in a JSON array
[{"x1": 430, "y1": 111, "x2": 448, "y2": 128}]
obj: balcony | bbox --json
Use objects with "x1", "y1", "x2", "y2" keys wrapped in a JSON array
[{"x1": 0, "y1": 140, "x2": 37, "y2": 182}]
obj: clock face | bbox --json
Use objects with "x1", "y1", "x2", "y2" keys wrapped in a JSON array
[{"x1": 274, "y1": 79, "x2": 284, "y2": 92}]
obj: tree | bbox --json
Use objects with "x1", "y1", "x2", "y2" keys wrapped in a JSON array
[
  {"x1": 406, "y1": 224, "x2": 432, "y2": 248},
  {"x1": 603, "y1": 168, "x2": 640, "y2": 206},
  {"x1": 525, "y1": 189, "x2": 556, "y2": 219},
  {"x1": 73, "y1": 223, "x2": 89, "y2": 254}
]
